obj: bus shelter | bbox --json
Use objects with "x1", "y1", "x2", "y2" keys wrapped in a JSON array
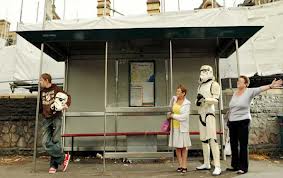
[{"x1": 17, "y1": 13, "x2": 262, "y2": 171}]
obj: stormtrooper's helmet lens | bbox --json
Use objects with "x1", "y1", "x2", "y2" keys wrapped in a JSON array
[{"x1": 200, "y1": 69, "x2": 209, "y2": 72}]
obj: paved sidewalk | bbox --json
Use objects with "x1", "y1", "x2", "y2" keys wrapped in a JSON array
[{"x1": 0, "y1": 156, "x2": 282, "y2": 178}]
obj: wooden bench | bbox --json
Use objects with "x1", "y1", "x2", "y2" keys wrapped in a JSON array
[{"x1": 62, "y1": 131, "x2": 223, "y2": 160}]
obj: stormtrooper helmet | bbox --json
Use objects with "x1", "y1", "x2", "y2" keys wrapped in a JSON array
[
  {"x1": 50, "y1": 92, "x2": 68, "y2": 111},
  {"x1": 199, "y1": 65, "x2": 214, "y2": 83}
]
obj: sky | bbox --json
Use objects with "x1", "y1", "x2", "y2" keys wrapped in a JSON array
[{"x1": 0, "y1": 0, "x2": 244, "y2": 31}]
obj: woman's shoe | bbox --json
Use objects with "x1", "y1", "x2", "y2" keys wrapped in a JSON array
[
  {"x1": 237, "y1": 170, "x2": 247, "y2": 174},
  {"x1": 181, "y1": 168, "x2": 187, "y2": 174},
  {"x1": 226, "y1": 167, "x2": 238, "y2": 172},
  {"x1": 176, "y1": 167, "x2": 182, "y2": 172}
]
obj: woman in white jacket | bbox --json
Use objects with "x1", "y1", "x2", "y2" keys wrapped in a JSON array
[{"x1": 168, "y1": 84, "x2": 191, "y2": 174}]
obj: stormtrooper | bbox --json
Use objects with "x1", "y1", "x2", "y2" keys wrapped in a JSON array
[
  {"x1": 196, "y1": 65, "x2": 221, "y2": 176},
  {"x1": 50, "y1": 92, "x2": 69, "y2": 112}
]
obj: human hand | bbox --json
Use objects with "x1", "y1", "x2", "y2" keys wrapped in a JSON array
[
  {"x1": 270, "y1": 78, "x2": 283, "y2": 88},
  {"x1": 62, "y1": 104, "x2": 69, "y2": 111},
  {"x1": 200, "y1": 97, "x2": 205, "y2": 103},
  {"x1": 167, "y1": 112, "x2": 173, "y2": 120},
  {"x1": 196, "y1": 94, "x2": 205, "y2": 106}
]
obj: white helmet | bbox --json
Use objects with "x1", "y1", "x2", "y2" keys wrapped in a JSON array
[
  {"x1": 50, "y1": 92, "x2": 68, "y2": 111},
  {"x1": 199, "y1": 65, "x2": 214, "y2": 83}
]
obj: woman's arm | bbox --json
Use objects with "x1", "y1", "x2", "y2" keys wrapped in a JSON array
[
  {"x1": 171, "y1": 104, "x2": 190, "y2": 122},
  {"x1": 260, "y1": 79, "x2": 283, "y2": 92}
]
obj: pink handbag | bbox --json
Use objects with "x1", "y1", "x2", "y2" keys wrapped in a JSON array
[{"x1": 161, "y1": 119, "x2": 170, "y2": 132}]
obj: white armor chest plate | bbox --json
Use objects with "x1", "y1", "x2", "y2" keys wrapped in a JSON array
[
  {"x1": 197, "y1": 81, "x2": 215, "y2": 114},
  {"x1": 198, "y1": 81, "x2": 213, "y2": 98}
]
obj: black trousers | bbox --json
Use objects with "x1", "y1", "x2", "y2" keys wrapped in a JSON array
[{"x1": 228, "y1": 119, "x2": 250, "y2": 172}]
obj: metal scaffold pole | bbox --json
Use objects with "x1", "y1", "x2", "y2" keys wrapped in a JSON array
[{"x1": 32, "y1": 0, "x2": 48, "y2": 172}]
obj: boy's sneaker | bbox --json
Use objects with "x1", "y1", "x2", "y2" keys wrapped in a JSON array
[
  {"x1": 62, "y1": 152, "x2": 71, "y2": 172},
  {"x1": 49, "y1": 167, "x2": 57, "y2": 174}
]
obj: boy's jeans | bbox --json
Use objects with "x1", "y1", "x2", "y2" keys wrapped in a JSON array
[{"x1": 42, "y1": 114, "x2": 65, "y2": 169}]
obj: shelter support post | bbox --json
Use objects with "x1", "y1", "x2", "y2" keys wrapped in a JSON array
[
  {"x1": 165, "y1": 59, "x2": 170, "y2": 152},
  {"x1": 62, "y1": 57, "x2": 69, "y2": 153},
  {"x1": 114, "y1": 59, "x2": 119, "y2": 155},
  {"x1": 169, "y1": 40, "x2": 173, "y2": 98},
  {"x1": 103, "y1": 41, "x2": 108, "y2": 172},
  {"x1": 169, "y1": 40, "x2": 174, "y2": 162},
  {"x1": 235, "y1": 39, "x2": 240, "y2": 76},
  {"x1": 215, "y1": 57, "x2": 226, "y2": 160},
  {"x1": 229, "y1": 78, "x2": 232, "y2": 89}
]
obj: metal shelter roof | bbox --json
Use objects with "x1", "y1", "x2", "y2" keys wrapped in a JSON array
[{"x1": 17, "y1": 26, "x2": 262, "y2": 61}]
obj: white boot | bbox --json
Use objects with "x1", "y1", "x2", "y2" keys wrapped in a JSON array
[
  {"x1": 196, "y1": 143, "x2": 211, "y2": 170},
  {"x1": 212, "y1": 167, "x2": 221, "y2": 176},
  {"x1": 196, "y1": 164, "x2": 211, "y2": 170},
  {"x1": 210, "y1": 139, "x2": 221, "y2": 168}
]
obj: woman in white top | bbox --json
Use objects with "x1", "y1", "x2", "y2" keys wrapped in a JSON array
[
  {"x1": 226, "y1": 75, "x2": 282, "y2": 174},
  {"x1": 168, "y1": 84, "x2": 191, "y2": 174}
]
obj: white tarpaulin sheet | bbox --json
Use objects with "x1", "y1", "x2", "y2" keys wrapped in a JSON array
[
  {"x1": 0, "y1": 39, "x2": 6, "y2": 48},
  {"x1": 13, "y1": 35, "x2": 64, "y2": 81},
  {"x1": 0, "y1": 36, "x2": 64, "y2": 93},
  {"x1": 220, "y1": 1, "x2": 283, "y2": 77},
  {"x1": 18, "y1": 7, "x2": 253, "y2": 31},
  {"x1": 0, "y1": 46, "x2": 17, "y2": 92},
  {"x1": 11, "y1": 1, "x2": 283, "y2": 80}
]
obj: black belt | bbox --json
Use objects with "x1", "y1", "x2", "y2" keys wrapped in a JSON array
[{"x1": 199, "y1": 113, "x2": 215, "y2": 127}]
